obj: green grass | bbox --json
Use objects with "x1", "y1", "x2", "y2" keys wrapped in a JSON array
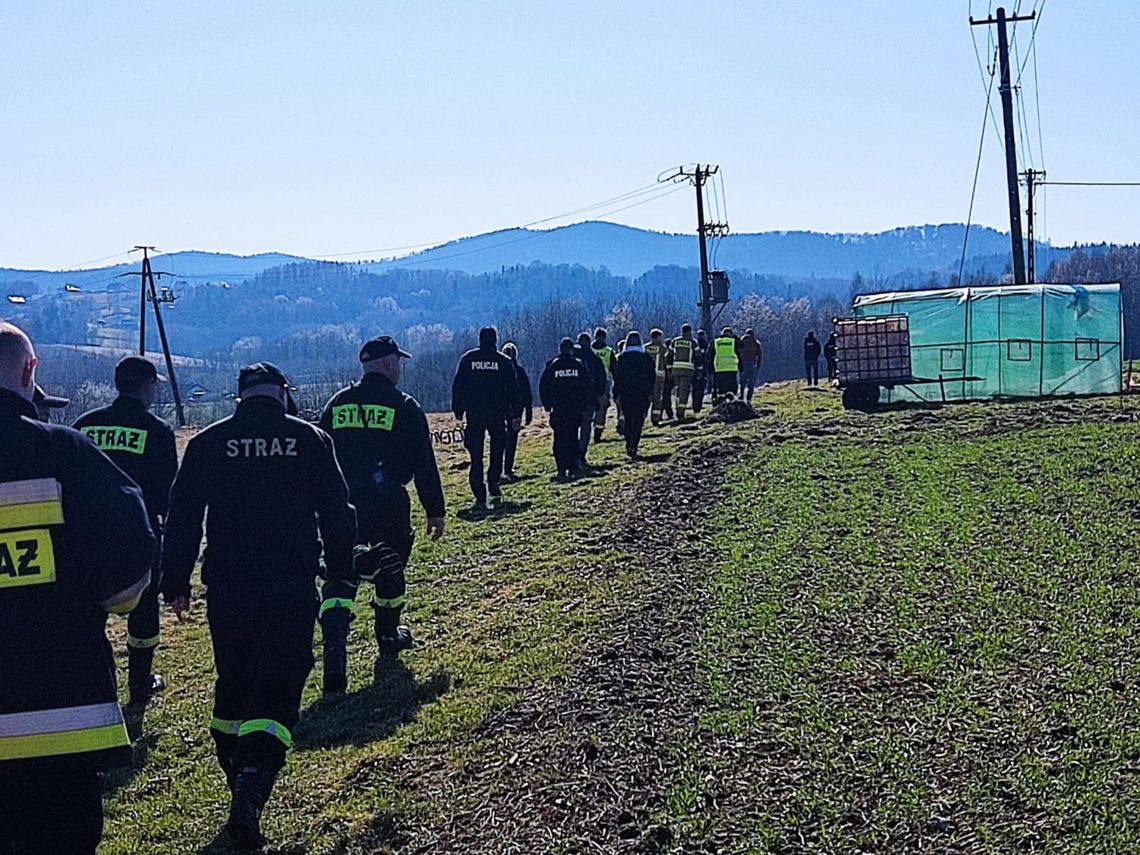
[{"x1": 671, "y1": 391, "x2": 1140, "y2": 852}]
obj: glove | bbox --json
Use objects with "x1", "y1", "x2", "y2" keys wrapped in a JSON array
[{"x1": 353, "y1": 541, "x2": 406, "y2": 583}]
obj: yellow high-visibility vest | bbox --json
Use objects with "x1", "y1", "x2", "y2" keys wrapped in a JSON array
[{"x1": 714, "y1": 337, "x2": 739, "y2": 373}]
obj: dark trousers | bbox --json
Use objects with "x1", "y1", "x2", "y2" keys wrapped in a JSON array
[
  {"x1": 125, "y1": 581, "x2": 161, "y2": 697},
  {"x1": 713, "y1": 372, "x2": 738, "y2": 399},
  {"x1": 551, "y1": 409, "x2": 582, "y2": 473},
  {"x1": 692, "y1": 373, "x2": 707, "y2": 412},
  {"x1": 826, "y1": 358, "x2": 838, "y2": 381},
  {"x1": 806, "y1": 358, "x2": 819, "y2": 385},
  {"x1": 623, "y1": 400, "x2": 649, "y2": 454},
  {"x1": 464, "y1": 411, "x2": 506, "y2": 502},
  {"x1": 321, "y1": 488, "x2": 414, "y2": 636},
  {"x1": 504, "y1": 425, "x2": 521, "y2": 474},
  {"x1": 0, "y1": 761, "x2": 103, "y2": 855},
  {"x1": 578, "y1": 401, "x2": 596, "y2": 458},
  {"x1": 207, "y1": 586, "x2": 317, "y2": 779}
]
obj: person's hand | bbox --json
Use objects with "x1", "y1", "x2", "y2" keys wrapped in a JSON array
[
  {"x1": 511, "y1": 417, "x2": 522, "y2": 432},
  {"x1": 169, "y1": 595, "x2": 190, "y2": 622},
  {"x1": 426, "y1": 517, "x2": 446, "y2": 541}
]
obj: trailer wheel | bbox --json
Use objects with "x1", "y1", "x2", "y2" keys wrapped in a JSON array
[{"x1": 842, "y1": 384, "x2": 881, "y2": 410}]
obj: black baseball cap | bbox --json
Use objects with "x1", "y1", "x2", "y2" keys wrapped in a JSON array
[
  {"x1": 115, "y1": 356, "x2": 166, "y2": 388},
  {"x1": 32, "y1": 385, "x2": 69, "y2": 409},
  {"x1": 360, "y1": 336, "x2": 412, "y2": 363},
  {"x1": 238, "y1": 362, "x2": 288, "y2": 393}
]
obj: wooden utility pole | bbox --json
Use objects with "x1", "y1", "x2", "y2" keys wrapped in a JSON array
[
  {"x1": 659, "y1": 164, "x2": 729, "y2": 333},
  {"x1": 971, "y1": 6, "x2": 1036, "y2": 284},
  {"x1": 1022, "y1": 168, "x2": 1045, "y2": 283},
  {"x1": 120, "y1": 247, "x2": 187, "y2": 427}
]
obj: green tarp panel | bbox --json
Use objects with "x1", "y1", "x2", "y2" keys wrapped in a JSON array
[{"x1": 852, "y1": 284, "x2": 1123, "y2": 402}]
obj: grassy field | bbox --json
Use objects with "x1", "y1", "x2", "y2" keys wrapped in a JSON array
[{"x1": 99, "y1": 387, "x2": 1140, "y2": 853}]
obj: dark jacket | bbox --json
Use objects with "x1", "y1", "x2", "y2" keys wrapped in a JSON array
[
  {"x1": 0, "y1": 389, "x2": 155, "y2": 770},
  {"x1": 539, "y1": 353, "x2": 591, "y2": 414},
  {"x1": 804, "y1": 336, "x2": 822, "y2": 361},
  {"x1": 506, "y1": 359, "x2": 534, "y2": 424},
  {"x1": 72, "y1": 395, "x2": 178, "y2": 524},
  {"x1": 161, "y1": 397, "x2": 356, "y2": 602},
  {"x1": 318, "y1": 373, "x2": 445, "y2": 519},
  {"x1": 451, "y1": 346, "x2": 520, "y2": 420},
  {"x1": 573, "y1": 344, "x2": 607, "y2": 400},
  {"x1": 612, "y1": 348, "x2": 656, "y2": 408},
  {"x1": 824, "y1": 337, "x2": 838, "y2": 362}
]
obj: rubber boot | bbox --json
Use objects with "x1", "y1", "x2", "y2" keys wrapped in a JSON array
[
  {"x1": 227, "y1": 766, "x2": 277, "y2": 850},
  {"x1": 126, "y1": 646, "x2": 164, "y2": 709},
  {"x1": 211, "y1": 730, "x2": 239, "y2": 792},
  {"x1": 375, "y1": 605, "x2": 413, "y2": 657},
  {"x1": 320, "y1": 608, "x2": 352, "y2": 696}
]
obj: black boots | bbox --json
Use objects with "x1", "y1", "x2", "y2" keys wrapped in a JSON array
[
  {"x1": 375, "y1": 605, "x2": 413, "y2": 657},
  {"x1": 126, "y1": 646, "x2": 165, "y2": 710},
  {"x1": 320, "y1": 608, "x2": 353, "y2": 696},
  {"x1": 226, "y1": 766, "x2": 278, "y2": 850}
]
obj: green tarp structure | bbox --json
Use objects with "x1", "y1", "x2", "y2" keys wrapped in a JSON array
[{"x1": 852, "y1": 283, "x2": 1123, "y2": 402}]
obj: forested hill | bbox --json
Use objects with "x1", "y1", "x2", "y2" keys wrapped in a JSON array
[{"x1": 365, "y1": 221, "x2": 1057, "y2": 279}]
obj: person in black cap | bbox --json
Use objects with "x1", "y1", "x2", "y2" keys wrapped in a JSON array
[
  {"x1": 539, "y1": 338, "x2": 591, "y2": 479},
  {"x1": 317, "y1": 336, "x2": 445, "y2": 695},
  {"x1": 73, "y1": 356, "x2": 178, "y2": 717},
  {"x1": 161, "y1": 361, "x2": 356, "y2": 849},
  {"x1": 451, "y1": 327, "x2": 520, "y2": 509},
  {"x1": 32, "y1": 384, "x2": 69, "y2": 421},
  {"x1": 501, "y1": 342, "x2": 533, "y2": 481}
]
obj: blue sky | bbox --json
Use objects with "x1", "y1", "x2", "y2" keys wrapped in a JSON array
[{"x1": 1, "y1": 0, "x2": 1136, "y2": 269}]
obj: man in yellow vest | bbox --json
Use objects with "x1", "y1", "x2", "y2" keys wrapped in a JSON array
[
  {"x1": 711, "y1": 326, "x2": 741, "y2": 402},
  {"x1": 590, "y1": 327, "x2": 616, "y2": 443},
  {"x1": 671, "y1": 323, "x2": 698, "y2": 420},
  {"x1": 645, "y1": 328, "x2": 670, "y2": 426},
  {"x1": 0, "y1": 322, "x2": 156, "y2": 854}
]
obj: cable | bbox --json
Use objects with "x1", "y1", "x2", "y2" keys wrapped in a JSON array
[
  {"x1": 1038, "y1": 181, "x2": 1140, "y2": 187},
  {"x1": 958, "y1": 64, "x2": 998, "y2": 287},
  {"x1": 311, "y1": 181, "x2": 665, "y2": 260}
]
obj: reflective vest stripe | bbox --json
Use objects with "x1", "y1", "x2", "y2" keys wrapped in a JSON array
[
  {"x1": 238, "y1": 718, "x2": 293, "y2": 749},
  {"x1": 371, "y1": 592, "x2": 407, "y2": 609},
  {"x1": 0, "y1": 702, "x2": 127, "y2": 761},
  {"x1": 319, "y1": 596, "x2": 356, "y2": 618},
  {"x1": 592, "y1": 346, "x2": 615, "y2": 374},
  {"x1": 672, "y1": 339, "x2": 695, "y2": 370},
  {"x1": 714, "y1": 338, "x2": 739, "y2": 373},
  {"x1": 210, "y1": 717, "x2": 242, "y2": 735},
  {"x1": 0, "y1": 479, "x2": 64, "y2": 530}
]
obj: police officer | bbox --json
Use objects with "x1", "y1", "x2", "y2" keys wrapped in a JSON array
[
  {"x1": 539, "y1": 338, "x2": 591, "y2": 479},
  {"x1": 318, "y1": 337, "x2": 445, "y2": 695},
  {"x1": 573, "y1": 332, "x2": 606, "y2": 469},
  {"x1": 73, "y1": 356, "x2": 178, "y2": 713},
  {"x1": 590, "y1": 327, "x2": 616, "y2": 443},
  {"x1": 501, "y1": 342, "x2": 533, "y2": 481},
  {"x1": 0, "y1": 322, "x2": 155, "y2": 854},
  {"x1": 451, "y1": 327, "x2": 520, "y2": 510},
  {"x1": 161, "y1": 362, "x2": 356, "y2": 849}
]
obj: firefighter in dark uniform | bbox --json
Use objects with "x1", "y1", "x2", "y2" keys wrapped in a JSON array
[
  {"x1": 451, "y1": 327, "x2": 520, "y2": 509},
  {"x1": 73, "y1": 356, "x2": 178, "y2": 713},
  {"x1": 160, "y1": 362, "x2": 356, "y2": 849},
  {"x1": 317, "y1": 336, "x2": 446, "y2": 695},
  {"x1": 539, "y1": 338, "x2": 591, "y2": 479},
  {"x1": 0, "y1": 322, "x2": 156, "y2": 854}
]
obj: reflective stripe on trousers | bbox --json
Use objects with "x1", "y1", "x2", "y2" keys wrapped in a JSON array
[{"x1": 0, "y1": 701, "x2": 127, "y2": 761}]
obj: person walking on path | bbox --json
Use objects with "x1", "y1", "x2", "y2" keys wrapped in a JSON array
[
  {"x1": 161, "y1": 362, "x2": 356, "y2": 849},
  {"x1": 72, "y1": 355, "x2": 178, "y2": 718},
  {"x1": 590, "y1": 327, "x2": 616, "y2": 443},
  {"x1": 451, "y1": 327, "x2": 520, "y2": 510},
  {"x1": 611, "y1": 331, "x2": 655, "y2": 460},
  {"x1": 317, "y1": 337, "x2": 445, "y2": 696},
  {"x1": 737, "y1": 329, "x2": 763, "y2": 402},
  {"x1": 501, "y1": 342, "x2": 533, "y2": 481},
  {"x1": 692, "y1": 329, "x2": 710, "y2": 413},
  {"x1": 804, "y1": 331, "x2": 822, "y2": 386},
  {"x1": 573, "y1": 332, "x2": 607, "y2": 469},
  {"x1": 0, "y1": 322, "x2": 156, "y2": 855},
  {"x1": 670, "y1": 324, "x2": 698, "y2": 420},
  {"x1": 539, "y1": 338, "x2": 591, "y2": 479},
  {"x1": 824, "y1": 331, "x2": 839, "y2": 383},
  {"x1": 645, "y1": 329, "x2": 670, "y2": 426},
  {"x1": 710, "y1": 327, "x2": 741, "y2": 402}
]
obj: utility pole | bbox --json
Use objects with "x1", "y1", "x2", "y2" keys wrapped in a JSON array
[
  {"x1": 971, "y1": 6, "x2": 1035, "y2": 284},
  {"x1": 1022, "y1": 168, "x2": 1045, "y2": 282},
  {"x1": 119, "y1": 247, "x2": 187, "y2": 427},
  {"x1": 659, "y1": 164, "x2": 729, "y2": 334}
]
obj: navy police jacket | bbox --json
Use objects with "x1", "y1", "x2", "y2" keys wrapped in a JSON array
[
  {"x1": 160, "y1": 396, "x2": 356, "y2": 601},
  {"x1": 451, "y1": 346, "x2": 520, "y2": 420},
  {"x1": 539, "y1": 354, "x2": 591, "y2": 415}
]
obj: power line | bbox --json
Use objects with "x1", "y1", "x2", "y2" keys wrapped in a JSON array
[{"x1": 1038, "y1": 181, "x2": 1140, "y2": 187}]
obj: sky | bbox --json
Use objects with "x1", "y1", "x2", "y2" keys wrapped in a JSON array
[{"x1": 1, "y1": 0, "x2": 1138, "y2": 270}]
